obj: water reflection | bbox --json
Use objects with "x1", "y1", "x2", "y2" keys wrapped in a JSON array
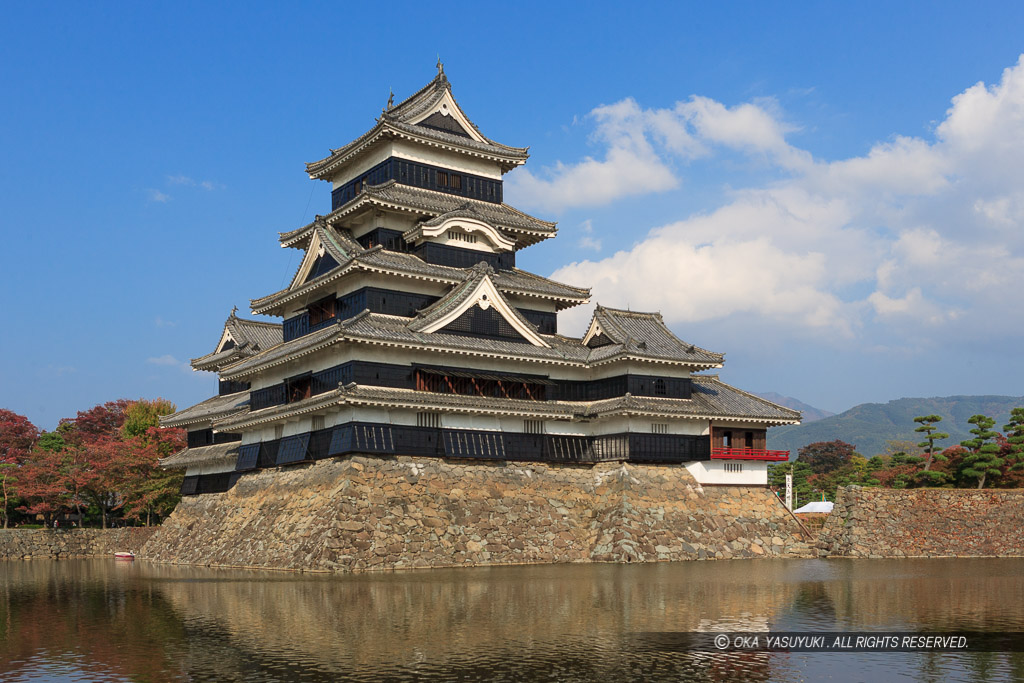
[{"x1": 0, "y1": 558, "x2": 1021, "y2": 681}]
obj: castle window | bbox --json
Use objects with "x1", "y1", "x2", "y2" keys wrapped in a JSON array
[
  {"x1": 447, "y1": 230, "x2": 477, "y2": 244},
  {"x1": 312, "y1": 415, "x2": 325, "y2": 432},
  {"x1": 417, "y1": 412, "x2": 442, "y2": 428},
  {"x1": 308, "y1": 296, "x2": 336, "y2": 326},
  {"x1": 722, "y1": 430, "x2": 733, "y2": 447},
  {"x1": 524, "y1": 420, "x2": 545, "y2": 434},
  {"x1": 450, "y1": 174, "x2": 462, "y2": 190},
  {"x1": 745, "y1": 431, "x2": 754, "y2": 448},
  {"x1": 651, "y1": 423, "x2": 668, "y2": 434},
  {"x1": 274, "y1": 425, "x2": 284, "y2": 440},
  {"x1": 724, "y1": 462, "x2": 743, "y2": 473},
  {"x1": 286, "y1": 374, "x2": 312, "y2": 403},
  {"x1": 654, "y1": 379, "x2": 666, "y2": 396},
  {"x1": 437, "y1": 171, "x2": 448, "y2": 187}
]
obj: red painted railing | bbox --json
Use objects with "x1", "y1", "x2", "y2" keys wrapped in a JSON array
[{"x1": 711, "y1": 447, "x2": 789, "y2": 461}]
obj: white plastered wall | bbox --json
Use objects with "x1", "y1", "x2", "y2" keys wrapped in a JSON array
[{"x1": 685, "y1": 460, "x2": 768, "y2": 486}]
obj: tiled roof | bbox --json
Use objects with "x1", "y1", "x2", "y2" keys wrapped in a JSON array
[
  {"x1": 334, "y1": 181, "x2": 555, "y2": 241},
  {"x1": 585, "y1": 306, "x2": 724, "y2": 366},
  {"x1": 191, "y1": 311, "x2": 283, "y2": 371},
  {"x1": 159, "y1": 442, "x2": 239, "y2": 471},
  {"x1": 407, "y1": 263, "x2": 541, "y2": 339},
  {"x1": 219, "y1": 323, "x2": 343, "y2": 378},
  {"x1": 213, "y1": 383, "x2": 575, "y2": 431},
  {"x1": 223, "y1": 306, "x2": 724, "y2": 381},
  {"x1": 212, "y1": 375, "x2": 799, "y2": 432},
  {"x1": 583, "y1": 375, "x2": 800, "y2": 424},
  {"x1": 159, "y1": 391, "x2": 250, "y2": 428},
  {"x1": 253, "y1": 228, "x2": 589, "y2": 315},
  {"x1": 306, "y1": 73, "x2": 529, "y2": 180}
]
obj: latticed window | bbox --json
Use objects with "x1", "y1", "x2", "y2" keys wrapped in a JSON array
[
  {"x1": 311, "y1": 415, "x2": 325, "y2": 432},
  {"x1": 274, "y1": 425, "x2": 284, "y2": 440},
  {"x1": 524, "y1": 420, "x2": 545, "y2": 434},
  {"x1": 654, "y1": 379, "x2": 667, "y2": 396},
  {"x1": 724, "y1": 462, "x2": 743, "y2": 473},
  {"x1": 417, "y1": 412, "x2": 442, "y2": 428},
  {"x1": 651, "y1": 423, "x2": 669, "y2": 434},
  {"x1": 446, "y1": 230, "x2": 477, "y2": 244}
]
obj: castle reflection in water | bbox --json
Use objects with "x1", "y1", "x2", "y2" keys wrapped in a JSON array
[{"x1": 0, "y1": 559, "x2": 1022, "y2": 682}]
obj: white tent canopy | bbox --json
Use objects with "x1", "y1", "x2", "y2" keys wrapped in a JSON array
[{"x1": 793, "y1": 501, "x2": 834, "y2": 514}]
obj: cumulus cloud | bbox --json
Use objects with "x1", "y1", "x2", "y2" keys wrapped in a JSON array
[
  {"x1": 506, "y1": 98, "x2": 678, "y2": 212},
  {"x1": 506, "y1": 93, "x2": 813, "y2": 213},
  {"x1": 550, "y1": 54, "x2": 1024, "y2": 348}
]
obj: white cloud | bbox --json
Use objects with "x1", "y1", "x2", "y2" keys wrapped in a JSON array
[
  {"x1": 167, "y1": 174, "x2": 222, "y2": 191},
  {"x1": 146, "y1": 188, "x2": 170, "y2": 203},
  {"x1": 506, "y1": 98, "x2": 678, "y2": 212},
  {"x1": 577, "y1": 219, "x2": 602, "y2": 251},
  {"x1": 147, "y1": 354, "x2": 182, "y2": 366},
  {"x1": 549, "y1": 54, "x2": 1024, "y2": 349},
  {"x1": 154, "y1": 316, "x2": 177, "y2": 328}
]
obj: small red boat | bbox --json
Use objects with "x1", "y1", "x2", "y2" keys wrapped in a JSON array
[{"x1": 113, "y1": 552, "x2": 135, "y2": 560}]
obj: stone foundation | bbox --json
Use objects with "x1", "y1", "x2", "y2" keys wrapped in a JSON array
[
  {"x1": 818, "y1": 486, "x2": 1024, "y2": 558},
  {"x1": 142, "y1": 455, "x2": 813, "y2": 572},
  {"x1": 0, "y1": 527, "x2": 158, "y2": 560}
]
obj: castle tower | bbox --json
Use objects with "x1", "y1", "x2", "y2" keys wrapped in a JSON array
[{"x1": 161, "y1": 67, "x2": 800, "y2": 495}]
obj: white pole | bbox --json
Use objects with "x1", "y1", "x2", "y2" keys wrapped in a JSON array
[{"x1": 785, "y1": 472, "x2": 793, "y2": 511}]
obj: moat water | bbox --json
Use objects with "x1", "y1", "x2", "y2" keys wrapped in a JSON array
[{"x1": 0, "y1": 558, "x2": 1021, "y2": 682}]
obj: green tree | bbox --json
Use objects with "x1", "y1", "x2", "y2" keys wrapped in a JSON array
[
  {"x1": 768, "y1": 461, "x2": 814, "y2": 507},
  {"x1": 121, "y1": 399, "x2": 177, "y2": 440},
  {"x1": 1003, "y1": 407, "x2": 1024, "y2": 471},
  {"x1": 959, "y1": 415, "x2": 1004, "y2": 489},
  {"x1": 913, "y1": 414, "x2": 949, "y2": 471},
  {"x1": 120, "y1": 399, "x2": 183, "y2": 526}
]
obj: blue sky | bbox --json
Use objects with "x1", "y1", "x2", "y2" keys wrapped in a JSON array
[{"x1": 2, "y1": 2, "x2": 1023, "y2": 430}]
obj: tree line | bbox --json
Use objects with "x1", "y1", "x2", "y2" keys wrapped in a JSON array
[
  {"x1": 0, "y1": 400, "x2": 184, "y2": 528},
  {"x1": 770, "y1": 408, "x2": 1024, "y2": 503}
]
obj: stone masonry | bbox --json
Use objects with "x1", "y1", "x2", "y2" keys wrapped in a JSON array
[
  {"x1": 142, "y1": 456, "x2": 813, "y2": 572},
  {"x1": 818, "y1": 485, "x2": 1024, "y2": 558},
  {"x1": 0, "y1": 527, "x2": 158, "y2": 560}
]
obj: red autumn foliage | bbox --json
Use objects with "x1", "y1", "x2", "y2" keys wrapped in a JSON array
[{"x1": 0, "y1": 409, "x2": 40, "y2": 527}]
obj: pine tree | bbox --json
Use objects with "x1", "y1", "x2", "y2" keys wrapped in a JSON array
[
  {"x1": 913, "y1": 414, "x2": 948, "y2": 471},
  {"x1": 1003, "y1": 407, "x2": 1024, "y2": 471},
  {"x1": 959, "y1": 415, "x2": 1004, "y2": 489}
]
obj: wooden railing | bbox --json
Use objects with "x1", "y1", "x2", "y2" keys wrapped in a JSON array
[{"x1": 711, "y1": 447, "x2": 789, "y2": 461}]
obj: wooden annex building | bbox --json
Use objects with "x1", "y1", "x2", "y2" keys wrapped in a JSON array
[{"x1": 160, "y1": 65, "x2": 800, "y2": 495}]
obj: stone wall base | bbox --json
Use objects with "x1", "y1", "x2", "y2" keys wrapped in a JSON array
[
  {"x1": 142, "y1": 456, "x2": 814, "y2": 572},
  {"x1": 0, "y1": 528, "x2": 158, "y2": 560},
  {"x1": 819, "y1": 486, "x2": 1024, "y2": 558}
]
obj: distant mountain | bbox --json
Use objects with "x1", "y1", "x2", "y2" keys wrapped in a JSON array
[
  {"x1": 767, "y1": 395, "x2": 1024, "y2": 459},
  {"x1": 754, "y1": 392, "x2": 835, "y2": 423}
]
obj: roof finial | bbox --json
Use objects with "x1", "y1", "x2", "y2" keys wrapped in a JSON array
[
  {"x1": 436, "y1": 56, "x2": 444, "y2": 77},
  {"x1": 230, "y1": 305, "x2": 238, "y2": 317},
  {"x1": 387, "y1": 89, "x2": 394, "y2": 110}
]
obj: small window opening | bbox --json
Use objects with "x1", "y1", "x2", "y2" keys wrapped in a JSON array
[
  {"x1": 417, "y1": 412, "x2": 441, "y2": 428},
  {"x1": 524, "y1": 420, "x2": 545, "y2": 434}
]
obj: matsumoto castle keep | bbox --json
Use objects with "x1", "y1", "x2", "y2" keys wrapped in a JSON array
[{"x1": 161, "y1": 65, "x2": 800, "y2": 495}]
